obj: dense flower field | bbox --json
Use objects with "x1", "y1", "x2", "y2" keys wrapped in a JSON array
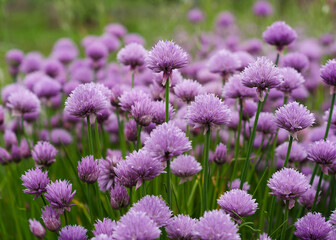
[{"x1": 1, "y1": 1, "x2": 336, "y2": 239}]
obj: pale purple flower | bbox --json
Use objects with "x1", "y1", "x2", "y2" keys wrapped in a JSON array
[
  {"x1": 263, "y1": 21, "x2": 297, "y2": 51},
  {"x1": 174, "y1": 79, "x2": 204, "y2": 103},
  {"x1": 0, "y1": 147, "x2": 11, "y2": 165},
  {"x1": 20, "y1": 52, "x2": 43, "y2": 74},
  {"x1": 43, "y1": 59, "x2": 64, "y2": 78},
  {"x1": 152, "y1": 101, "x2": 174, "y2": 124},
  {"x1": 321, "y1": 59, "x2": 336, "y2": 88},
  {"x1": 294, "y1": 212, "x2": 331, "y2": 240},
  {"x1": 105, "y1": 23, "x2": 127, "y2": 38},
  {"x1": 276, "y1": 141, "x2": 307, "y2": 163},
  {"x1": 222, "y1": 74, "x2": 256, "y2": 99},
  {"x1": 213, "y1": 143, "x2": 227, "y2": 164},
  {"x1": 187, "y1": 93, "x2": 231, "y2": 130},
  {"x1": 124, "y1": 33, "x2": 145, "y2": 46},
  {"x1": 207, "y1": 50, "x2": 241, "y2": 78},
  {"x1": 86, "y1": 41, "x2": 108, "y2": 61},
  {"x1": 277, "y1": 67, "x2": 305, "y2": 95},
  {"x1": 78, "y1": 155, "x2": 99, "y2": 184},
  {"x1": 29, "y1": 219, "x2": 46, "y2": 239},
  {"x1": 112, "y1": 211, "x2": 161, "y2": 240},
  {"x1": 100, "y1": 33, "x2": 120, "y2": 53},
  {"x1": 110, "y1": 182, "x2": 129, "y2": 209},
  {"x1": 32, "y1": 141, "x2": 58, "y2": 168},
  {"x1": 125, "y1": 119, "x2": 137, "y2": 142},
  {"x1": 267, "y1": 168, "x2": 310, "y2": 209},
  {"x1": 252, "y1": 112, "x2": 277, "y2": 135},
  {"x1": 282, "y1": 52, "x2": 309, "y2": 73},
  {"x1": 7, "y1": 89, "x2": 40, "y2": 117},
  {"x1": 131, "y1": 195, "x2": 172, "y2": 227},
  {"x1": 41, "y1": 206, "x2": 61, "y2": 232},
  {"x1": 6, "y1": 49, "x2": 24, "y2": 67},
  {"x1": 93, "y1": 218, "x2": 117, "y2": 237},
  {"x1": 59, "y1": 225, "x2": 87, "y2": 240},
  {"x1": 298, "y1": 187, "x2": 319, "y2": 209},
  {"x1": 195, "y1": 210, "x2": 240, "y2": 240},
  {"x1": 33, "y1": 75, "x2": 61, "y2": 99},
  {"x1": 171, "y1": 155, "x2": 202, "y2": 184},
  {"x1": 21, "y1": 168, "x2": 49, "y2": 199},
  {"x1": 51, "y1": 128, "x2": 73, "y2": 146},
  {"x1": 144, "y1": 122, "x2": 192, "y2": 162},
  {"x1": 165, "y1": 214, "x2": 197, "y2": 240},
  {"x1": 130, "y1": 98, "x2": 154, "y2": 127},
  {"x1": 187, "y1": 8, "x2": 204, "y2": 23},
  {"x1": 118, "y1": 88, "x2": 151, "y2": 112},
  {"x1": 98, "y1": 155, "x2": 121, "y2": 192},
  {"x1": 45, "y1": 180, "x2": 76, "y2": 214},
  {"x1": 229, "y1": 179, "x2": 250, "y2": 191},
  {"x1": 117, "y1": 43, "x2": 147, "y2": 70},
  {"x1": 216, "y1": 12, "x2": 235, "y2": 28},
  {"x1": 328, "y1": 229, "x2": 336, "y2": 240},
  {"x1": 253, "y1": 1, "x2": 273, "y2": 17},
  {"x1": 307, "y1": 140, "x2": 336, "y2": 174}
]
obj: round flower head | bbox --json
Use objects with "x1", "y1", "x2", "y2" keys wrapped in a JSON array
[
  {"x1": 115, "y1": 150, "x2": 164, "y2": 190},
  {"x1": 43, "y1": 59, "x2": 63, "y2": 78},
  {"x1": 276, "y1": 141, "x2": 307, "y2": 163},
  {"x1": 218, "y1": 189, "x2": 258, "y2": 223},
  {"x1": 216, "y1": 11, "x2": 235, "y2": 28},
  {"x1": 267, "y1": 168, "x2": 310, "y2": 209},
  {"x1": 171, "y1": 155, "x2": 202, "y2": 184},
  {"x1": 253, "y1": 1, "x2": 273, "y2": 17},
  {"x1": 223, "y1": 74, "x2": 256, "y2": 99},
  {"x1": 195, "y1": 210, "x2": 240, "y2": 240},
  {"x1": 21, "y1": 168, "x2": 49, "y2": 199},
  {"x1": 152, "y1": 101, "x2": 174, "y2": 124},
  {"x1": 187, "y1": 93, "x2": 231, "y2": 130},
  {"x1": 51, "y1": 128, "x2": 73, "y2": 146},
  {"x1": 7, "y1": 88, "x2": 40, "y2": 117},
  {"x1": 328, "y1": 229, "x2": 336, "y2": 240},
  {"x1": 229, "y1": 179, "x2": 250, "y2": 191},
  {"x1": 117, "y1": 43, "x2": 147, "y2": 70},
  {"x1": 32, "y1": 141, "x2": 58, "y2": 168},
  {"x1": 213, "y1": 143, "x2": 227, "y2": 164},
  {"x1": 251, "y1": 112, "x2": 277, "y2": 135},
  {"x1": 282, "y1": 52, "x2": 309, "y2": 73},
  {"x1": 207, "y1": 50, "x2": 241, "y2": 78},
  {"x1": 130, "y1": 98, "x2": 154, "y2": 127},
  {"x1": 146, "y1": 40, "x2": 189, "y2": 85},
  {"x1": 124, "y1": 33, "x2": 145, "y2": 46},
  {"x1": 263, "y1": 21, "x2": 297, "y2": 51},
  {"x1": 294, "y1": 212, "x2": 331, "y2": 240},
  {"x1": 105, "y1": 23, "x2": 127, "y2": 38},
  {"x1": 131, "y1": 195, "x2": 172, "y2": 227},
  {"x1": 188, "y1": 8, "x2": 204, "y2": 23},
  {"x1": 6, "y1": 49, "x2": 24, "y2": 67},
  {"x1": 275, "y1": 102, "x2": 315, "y2": 139},
  {"x1": 110, "y1": 182, "x2": 129, "y2": 209},
  {"x1": 78, "y1": 155, "x2": 99, "y2": 184},
  {"x1": 33, "y1": 75, "x2": 61, "y2": 99},
  {"x1": 41, "y1": 206, "x2": 61, "y2": 232},
  {"x1": 29, "y1": 219, "x2": 46, "y2": 239},
  {"x1": 59, "y1": 225, "x2": 87, "y2": 240},
  {"x1": 241, "y1": 57, "x2": 283, "y2": 101},
  {"x1": 0, "y1": 147, "x2": 11, "y2": 165},
  {"x1": 298, "y1": 187, "x2": 319, "y2": 209},
  {"x1": 144, "y1": 122, "x2": 191, "y2": 162},
  {"x1": 277, "y1": 67, "x2": 305, "y2": 95},
  {"x1": 65, "y1": 83, "x2": 109, "y2": 122},
  {"x1": 321, "y1": 59, "x2": 336, "y2": 89},
  {"x1": 93, "y1": 218, "x2": 117, "y2": 237},
  {"x1": 174, "y1": 79, "x2": 204, "y2": 103},
  {"x1": 235, "y1": 51, "x2": 255, "y2": 71},
  {"x1": 98, "y1": 155, "x2": 121, "y2": 192},
  {"x1": 258, "y1": 233, "x2": 272, "y2": 240},
  {"x1": 119, "y1": 88, "x2": 151, "y2": 112},
  {"x1": 307, "y1": 140, "x2": 336, "y2": 174},
  {"x1": 45, "y1": 180, "x2": 76, "y2": 214},
  {"x1": 165, "y1": 214, "x2": 197, "y2": 240},
  {"x1": 86, "y1": 41, "x2": 108, "y2": 62},
  {"x1": 112, "y1": 211, "x2": 160, "y2": 240},
  {"x1": 20, "y1": 52, "x2": 43, "y2": 74},
  {"x1": 100, "y1": 33, "x2": 120, "y2": 53}
]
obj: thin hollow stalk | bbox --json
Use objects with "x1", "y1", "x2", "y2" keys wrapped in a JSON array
[
  {"x1": 41, "y1": 195, "x2": 47, "y2": 206},
  {"x1": 116, "y1": 108, "x2": 126, "y2": 158},
  {"x1": 280, "y1": 201, "x2": 289, "y2": 240},
  {"x1": 21, "y1": 116, "x2": 31, "y2": 149},
  {"x1": 167, "y1": 160, "x2": 172, "y2": 207},
  {"x1": 87, "y1": 184, "x2": 93, "y2": 224},
  {"x1": 231, "y1": 98, "x2": 243, "y2": 182},
  {"x1": 94, "y1": 119, "x2": 101, "y2": 158},
  {"x1": 275, "y1": 52, "x2": 280, "y2": 67},
  {"x1": 283, "y1": 136, "x2": 293, "y2": 168},
  {"x1": 202, "y1": 128, "x2": 211, "y2": 212},
  {"x1": 136, "y1": 124, "x2": 142, "y2": 151},
  {"x1": 64, "y1": 211, "x2": 68, "y2": 225},
  {"x1": 86, "y1": 116, "x2": 94, "y2": 156},
  {"x1": 131, "y1": 71, "x2": 135, "y2": 88},
  {"x1": 311, "y1": 169, "x2": 323, "y2": 211},
  {"x1": 240, "y1": 100, "x2": 262, "y2": 189},
  {"x1": 142, "y1": 181, "x2": 146, "y2": 197},
  {"x1": 165, "y1": 78, "x2": 170, "y2": 122}
]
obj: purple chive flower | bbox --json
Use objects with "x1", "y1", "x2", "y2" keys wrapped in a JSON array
[
  {"x1": 152, "y1": 101, "x2": 174, "y2": 124},
  {"x1": 277, "y1": 67, "x2": 305, "y2": 95},
  {"x1": 216, "y1": 11, "x2": 235, "y2": 28},
  {"x1": 21, "y1": 168, "x2": 49, "y2": 199},
  {"x1": 98, "y1": 155, "x2": 121, "y2": 192},
  {"x1": 0, "y1": 147, "x2": 11, "y2": 165},
  {"x1": 241, "y1": 57, "x2": 283, "y2": 101},
  {"x1": 165, "y1": 214, "x2": 197, "y2": 240},
  {"x1": 93, "y1": 218, "x2": 117, "y2": 237},
  {"x1": 117, "y1": 43, "x2": 147, "y2": 70},
  {"x1": 125, "y1": 119, "x2": 137, "y2": 142},
  {"x1": 65, "y1": 83, "x2": 109, "y2": 122},
  {"x1": 144, "y1": 122, "x2": 191, "y2": 162},
  {"x1": 223, "y1": 74, "x2": 256, "y2": 99},
  {"x1": 51, "y1": 128, "x2": 73, "y2": 146},
  {"x1": 263, "y1": 21, "x2": 297, "y2": 51},
  {"x1": 29, "y1": 219, "x2": 46, "y2": 239},
  {"x1": 32, "y1": 141, "x2": 58, "y2": 168},
  {"x1": 11, "y1": 144, "x2": 21, "y2": 163},
  {"x1": 213, "y1": 143, "x2": 227, "y2": 164},
  {"x1": 187, "y1": 8, "x2": 204, "y2": 23},
  {"x1": 275, "y1": 102, "x2": 315, "y2": 139},
  {"x1": 41, "y1": 206, "x2": 61, "y2": 232},
  {"x1": 187, "y1": 93, "x2": 231, "y2": 130},
  {"x1": 267, "y1": 168, "x2": 310, "y2": 209},
  {"x1": 59, "y1": 225, "x2": 87, "y2": 240},
  {"x1": 105, "y1": 23, "x2": 127, "y2": 39},
  {"x1": 146, "y1": 40, "x2": 189, "y2": 85},
  {"x1": 258, "y1": 233, "x2": 272, "y2": 240},
  {"x1": 174, "y1": 79, "x2": 204, "y2": 103},
  {"x1": 115, "y1": 150, "x2": 164, "y2": 190},
  {"x1": 86, "y1": 41, "x2": 108, "y2": 61},
  {"x1": 253, "y1": 1, "x2": 273, "y2": 17},
  {"x1": 171, "y1": 155, "x2": 202, "y2": 184},
  {"x1": 307, "y1": 140, "x2": 336, "y2": 174},
  {"x1": 251, "y1": 112, "x2": 277, "y2": 135},
  {"x1": 282, "y1": 52, "x2": 309, "y2": 73},
  {"x1": 235, "y1": 51, "x2": 255, "y2": 71},
  {"x1": 229, "y1": 179, "x2": 250, "y2": 191},
  {"x1": 130, "y1": 98, "x2": 154, "y2": 127},
  {"x1": 330, "y1": 210, "x2": 336, "y2": 226},
  {"x1": 77, "y1": 155, "x2": 99, "y2": 184},
  {"x1": 276, "y1": 141, "x2": 307, "y2": 164},
  {"x1": 7, "y1": 89, "x2": 40, "y2": 117},
  {"x1": 20, "y1": 52, "x2": 43, "y2": 74},
  {"x1": 110, "y1": 182, "x2": 129, "y2": 209},
  {"x1": 328, "y1": 229, "x2": 336, "y2": 240},
  {"x1": 294, "y1": 212, "x2": 331, "y2": 240},
  {"x1": 33, "y1": 75, "x2": 61, "y2": 99},
  {"x1": 321, "y1": 59, "x2": 336, "y2": 89},
  {"x1": 218, "y1": 189, "x2": 258, "y2": 223},
  {"x1": 195, "y1": 210, "x2": 240, "y2": 240},
  {"x1": 131, "y1": 195, "x2": 172, "y2": 227},
  {"x1": 6, "y1": 49, "x2": 24, "y2": 67},
  {"x1": 43, "y1": 59, "x2": 63, "y2": 78},
  {"x1": 100, "y1": 33, "x2": 120, "y2": 53},
  {"x1": 207, "y1": 50, "x2": 241, "y2": 79},
  {"x1": 124, "y1": 33, "x2": 145, "y2": 46},
  {"x1": 91, "y1": 234, "x2": 112, "y2": 240},
  {"x1": 119, "y1": 88, "x2": 151, "y2": 113},
  {"x1": 298, "y1": 187, "x2": 319, "y2": 209},
  {"x1": 45, "y1": 180, "x2": 76, "y2": 214},
  {"x1": 112, "y1": 211, "x2": 161, "y2": 240}
]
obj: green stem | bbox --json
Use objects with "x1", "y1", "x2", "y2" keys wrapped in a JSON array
[
  {"x1": 186, "y1": 125, "x2": 190, "y2": 138},
  {"x1": 267, "y1": 196, "x2": 276, "y2": 234},
  {"x1": 240, "y1": 100, "x2": 262, "y2": 189},
  {"x1": 129, "y1": 187, "x2": 133, "y2": 207},
  {"x1": 131, "y1": 71, "x2": 135, "y2": 88},
  {"x1": 116, "y1": 108, "x2": 126, "y2": 158},
  {"x1": 330, "y1": 177, "x2": 336, "y2": 213},
  {"x1": 275, "y1": 52, "x2": 280, "y2": 67},
  {"x1": 311, "y1": 169, "x2": 323, "y2": 211},
  {"x1": 283, "y1": 136, "x2": 293, "y2": 168},
  {"x1": 64, "y1": 211, "x2": 68, "y2": 225},
  {"x1": 142, "y1": 181, "x2": 146, "y2": 197},
  {"x1": 86, "y1": 116, "x2": 94, "y2": 156},
  {"x1": 165, "y1": 78, "x2": 170, "y2": 122},
  {"x1": 231, "y1": 98, "x2": 243, "y2": 182},
  {"x1": 41, "y1": 195, "x2": 47, "y2": 206},
  {"x1": 280, "y1": 201, "x2": 289, "y2": 240},
  {"x1": 167, "y1": 160, "x2": 172, "y2": 207},
  {"x1": 87, "y1": 184, "x2": 93, "y2": 224},
  {"x1": 94, "y1": 119, "x2": 101, "y2": 158},
  {"x1": 203, "y1": 128, "x2": 211, "y2": 213},
  {"x1": 136, "y1": 124, "x2": 142, "y2": 151}
]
